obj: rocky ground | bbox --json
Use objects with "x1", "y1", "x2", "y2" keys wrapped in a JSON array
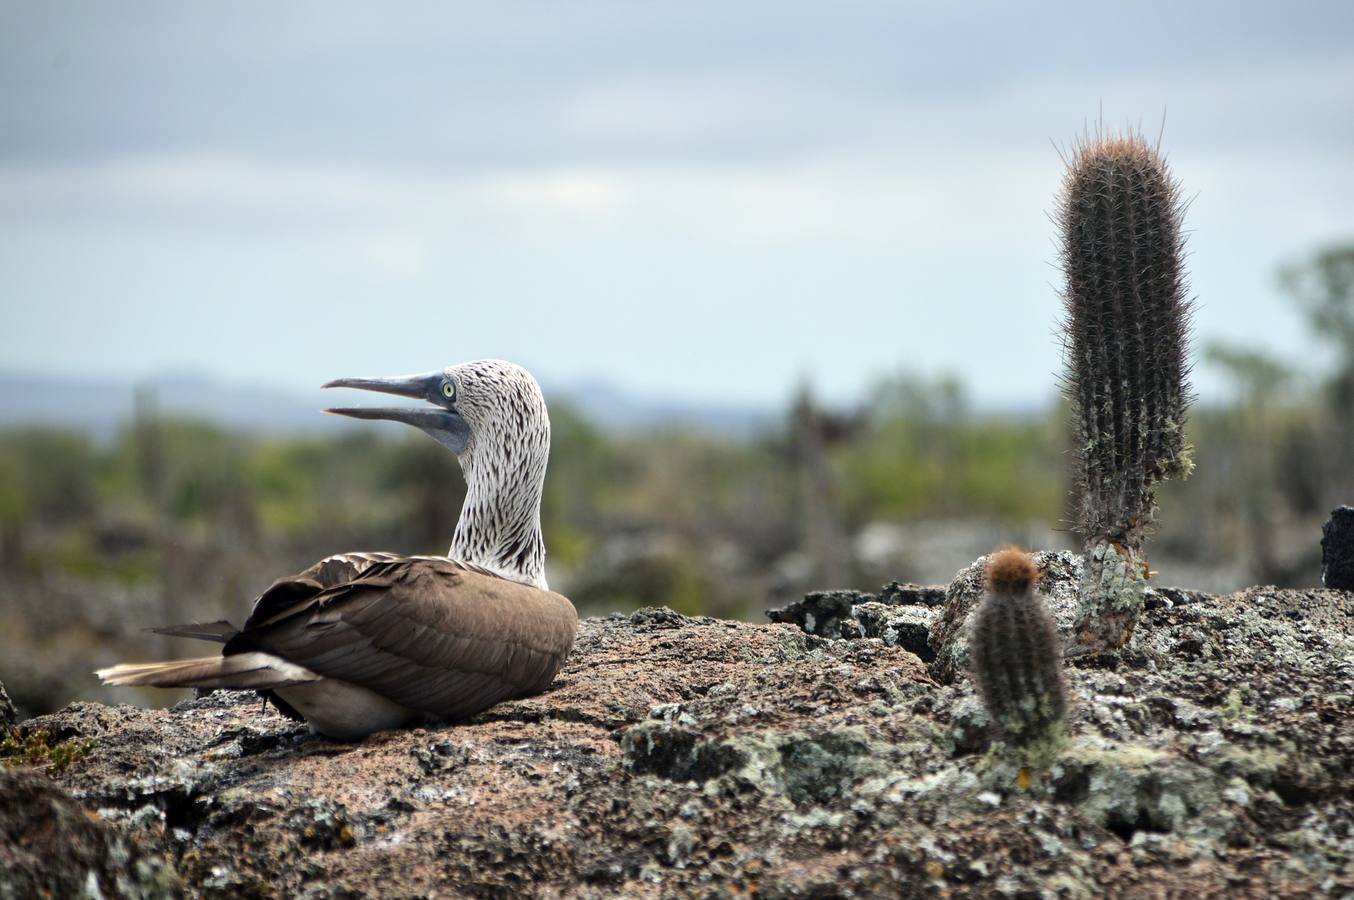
[{"x1": 2, "y1": 555, "x2": 1352, "y2": 898}]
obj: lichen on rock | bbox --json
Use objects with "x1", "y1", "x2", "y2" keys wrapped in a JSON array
[
  {"x1": 1069, "y1": 538, "x2": 1148, "y2": 655},
  {"x1": 3, "y1": 593, "x2": 1351, "y2": 896}
]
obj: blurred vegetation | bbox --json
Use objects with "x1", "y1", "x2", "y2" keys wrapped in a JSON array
[{"x1": 1, "y1": 242, "x2": 1350, "y2": 716}]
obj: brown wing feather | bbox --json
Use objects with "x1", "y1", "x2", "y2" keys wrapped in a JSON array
[
  {"x1": 229, "y1": 556, "x2": 576, "y2": 721},
  {"x1": 147, "y1": 620, "x2": 239, "y2": 643},
  {"x1": 296, "y1": 551, "x2": 404, "y2": 588}
]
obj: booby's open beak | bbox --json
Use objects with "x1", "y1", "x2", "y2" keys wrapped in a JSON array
[{"x1": 322, "y1": 372, "x2": 471, "y2": 455}]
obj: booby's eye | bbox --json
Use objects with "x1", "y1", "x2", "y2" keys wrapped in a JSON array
[{"x1": 441, "y1": 381, "x2": 456, "y2": 400}]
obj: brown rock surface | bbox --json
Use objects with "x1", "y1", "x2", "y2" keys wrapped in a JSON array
[
  {"x1": 0, "y1": 768, "x2": 180, "y2": 898},
  {"x1": 2, "y1": 594, "x2": 1352, "y2": 897}
]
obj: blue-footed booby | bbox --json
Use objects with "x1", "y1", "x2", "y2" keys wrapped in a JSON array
[{"x1": 97, "y1": 359, "x2": 577, "y2": 740}]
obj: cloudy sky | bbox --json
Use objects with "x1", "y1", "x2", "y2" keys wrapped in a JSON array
[{"x1": 2, "y1": 1, "x2": 1352, "y2": 411}]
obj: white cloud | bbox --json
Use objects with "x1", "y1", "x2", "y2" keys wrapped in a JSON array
[
  {"x1": 0, "y1": 150, "x2": 1057, "y2": 250},
  {"x1": 352, "y1": 232, "x2": 431, "y2": 279},
  {"x1": 2, "y1": 34, "x2": 1352, "y2": 406},
  {"x1": 3, "y1": 48, "x2": 1350, "y2": 258}
]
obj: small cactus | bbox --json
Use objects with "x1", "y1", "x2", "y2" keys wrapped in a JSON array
[
  {"x1": 969, "y1": 549, "x2": 1066, "y2": 746},
  {"x1": 1057, "y1": 128, "x2": 1194, "y2": 654}
]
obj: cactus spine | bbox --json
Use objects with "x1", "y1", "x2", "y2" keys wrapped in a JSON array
[
  {"x1": 1057, "y1": 129, "x2": 1193, "y2": 655},
  {"x1": 969, "y1": 549, "x2": 1066, "y2": 746}
]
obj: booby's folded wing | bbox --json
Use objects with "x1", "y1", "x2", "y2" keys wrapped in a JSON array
[
  {"x1": 226, "y1": 556, "x2": 577, "y2": 721},
  {"x1": 293, "y1": 551, "x2": 405, "y2": 588},
  {"x1": 147, "y1": 620, "x2": 240, "y2": 643}
]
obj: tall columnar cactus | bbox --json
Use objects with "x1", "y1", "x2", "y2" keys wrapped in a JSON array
[
  {"x1": 970, "y1": 548, "x2": 1066, "y2": 746},
  {"x1": 1057, "y1": 130, "x2": 1194, "y2": 655}
]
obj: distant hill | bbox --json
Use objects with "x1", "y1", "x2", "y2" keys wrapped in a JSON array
[{"x1": 0, "y1": 371, "x2": 777, "y2": 439}]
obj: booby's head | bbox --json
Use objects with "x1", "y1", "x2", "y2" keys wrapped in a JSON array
[
  {"x1": 323, "y1": 359, "x2": 551, "y2": 587},
  {"x1": 323, "y1": 359, "x2": 549, "y2": 462}
]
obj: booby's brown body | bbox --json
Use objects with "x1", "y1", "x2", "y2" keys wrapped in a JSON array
[{"x1": 99, "y1": 360, "x2": 577, "y2": 740}]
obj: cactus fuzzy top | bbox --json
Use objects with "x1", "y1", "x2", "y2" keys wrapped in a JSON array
[
  {"x1": 984, "y1": 546, "x2": 1040, "y2": 596},
  {"x1": 1057, "y1": 130, "x2": 1194, "y2": 548}
]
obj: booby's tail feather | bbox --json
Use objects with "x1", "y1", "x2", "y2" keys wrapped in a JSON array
[
  {"x1": 96, "y1": 652, "x2": 319, "y2": 691},
  {"x1": 146, "y1": 620, "x2": 240, "y2": 643}
]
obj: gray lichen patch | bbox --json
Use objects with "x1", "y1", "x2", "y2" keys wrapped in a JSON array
[
  {"x1": 1082, "y1": 541, "x2": 1146, "y2": 615},
  {"x1": 853, "y1": 602, "x2": 935, "y2": 661},
  {"x1": 769, "y1": 729, "x2": 877, "y2": 805},
  {"x1": 623, "y1": 718, "x2": 885, "y2": 808},
  {"x1": 1048, "y1": 743, "x2": 1231, "y2": 842},
  {"x1": 621, "y1": 721, "x2": 750, "y2": 784},
  {"x1": 765, "y1": 589, "x2": 869, "y2": 638},
  {"x1": 1068, "y1": 539, "x2": 1148, "y2": 656},
  {"x1": 765, "y1": 586, "x2": 941, "y2": 656}
]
